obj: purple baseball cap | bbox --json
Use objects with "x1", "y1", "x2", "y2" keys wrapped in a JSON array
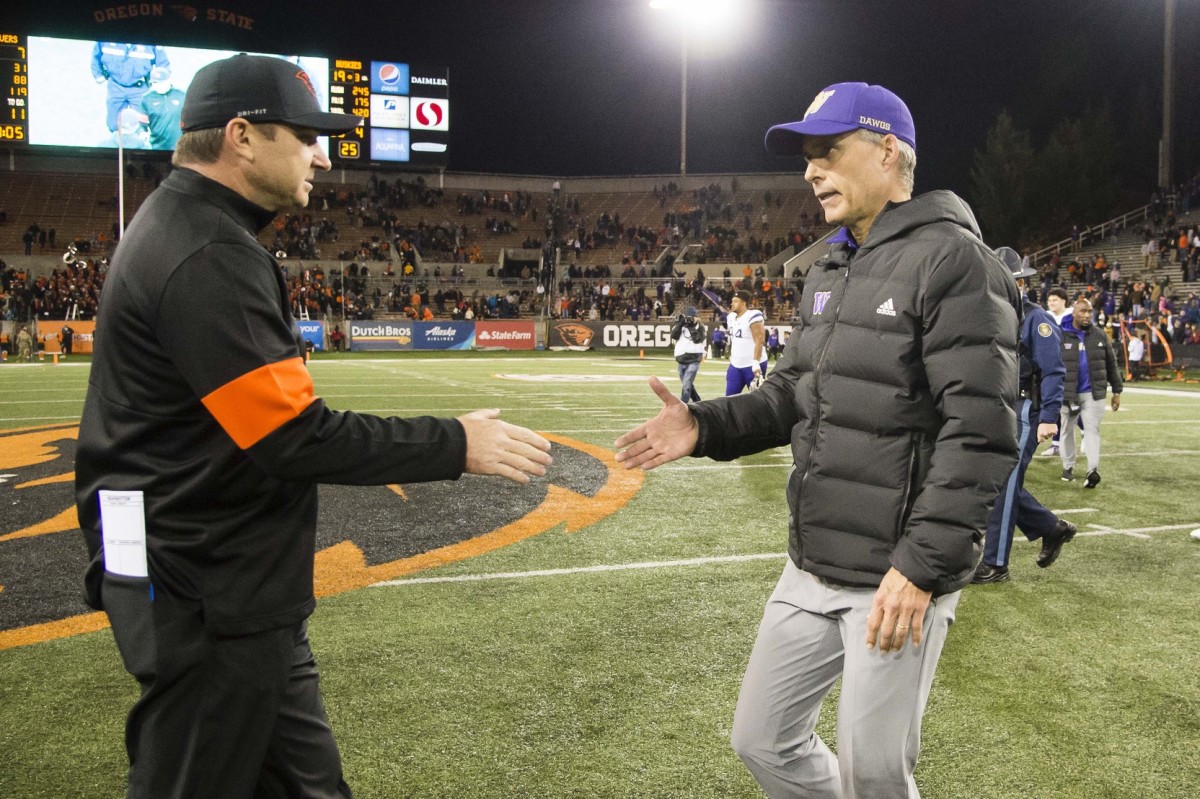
[{"x1": 764, "y1": 82, "x2": 916, "y2": 155}]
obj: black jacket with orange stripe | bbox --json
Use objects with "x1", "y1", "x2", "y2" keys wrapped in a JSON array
[{"x1": 75, "y1": 168, "x2": 467, "y2": 636}]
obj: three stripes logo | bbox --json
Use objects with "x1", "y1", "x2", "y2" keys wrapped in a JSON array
[{"x1": 876, "y1": 298, "x2": 897, "y2": 317}]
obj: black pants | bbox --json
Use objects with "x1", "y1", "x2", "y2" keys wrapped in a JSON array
[{"x1": 103, "y1": 573, "x2": 352, "y2": 799}]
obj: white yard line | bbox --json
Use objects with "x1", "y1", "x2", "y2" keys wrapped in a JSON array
[
  {"x1": 374, "y1": 553, "x2": 787, "y2": 587},
  {"x1": 375, "y1": 520, "x2": 1200, "y2": 588}
]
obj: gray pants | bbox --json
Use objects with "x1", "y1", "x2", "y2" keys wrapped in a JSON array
[
  {"x1": 1059, "y1": 393, "x2": 1106, "y2": 473},
  {"x1": 731, "y1": 561, "x2": 960, "y2": 799}
]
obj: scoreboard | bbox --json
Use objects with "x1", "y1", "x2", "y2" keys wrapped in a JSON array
[
  {"x1": 0, "y1": 33, "x2": 28, "y2": 144},
  {"x1": 327, "y1": 58, "x2": 449, "y2": 166},
  {"x1": 0, "y1": 32, "x2": 449, "y2": 168}
]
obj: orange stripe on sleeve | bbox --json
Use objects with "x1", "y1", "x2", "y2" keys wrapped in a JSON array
[{"x1": 201, "y1": 357, "x2": 317, "y2": 449}]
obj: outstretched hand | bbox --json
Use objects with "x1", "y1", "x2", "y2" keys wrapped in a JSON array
[
  {"x1": 614, "y1": 376, "x2": 699, "y2": 471},
  {"x1": 458, "y1": 409, "x2": 553, "y2": 484}
]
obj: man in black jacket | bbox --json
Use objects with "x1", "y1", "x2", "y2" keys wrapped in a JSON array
[
  {"x1": 616, "y1": 82, "x2": 1018, "y2": 798},
  {"x1": 75, "y1": 55, "x2": 552, "y2": 799},
  {"x1": 1058, "y1": 296, "x2": 1123, "y2": 487}
]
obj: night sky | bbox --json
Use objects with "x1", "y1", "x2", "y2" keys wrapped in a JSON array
[{"x1": 5, "y1": 0, "x2": 1198, "y2": 199}]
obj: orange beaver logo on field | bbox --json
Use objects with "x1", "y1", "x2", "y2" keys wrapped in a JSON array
[{"x1": 0, "y1": 425, "x2": 642, "y2": 651}]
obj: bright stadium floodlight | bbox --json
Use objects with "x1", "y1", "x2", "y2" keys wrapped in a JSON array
[{"x1": 650, "y1": 0, "x2": 744, "y2": 176}]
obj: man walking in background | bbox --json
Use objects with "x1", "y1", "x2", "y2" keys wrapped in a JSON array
[
  {"x1": 724, "y1": 289, "x2": 767, "y2": 395},
  {"x1": 975, "y1": 247, "x2": 1076, "y2": 584},
  {"x1": 1059, "y1": 296, "x2": 1123, "y2": 487}
]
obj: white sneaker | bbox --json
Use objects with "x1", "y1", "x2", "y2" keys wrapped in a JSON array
[
  {"x1": 1039, "y1": 445, "x2": 1060, "y2": 458},
  {"x1": 1191, "y1": 529, "x2": 1200, "y2": 541}
]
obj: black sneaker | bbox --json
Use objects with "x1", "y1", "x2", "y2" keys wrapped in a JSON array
[
  {"x1": 1084, "y1": 469, "x2": 1101, "y2": 489},
  {"x1": 972, "y1": 562, "x2": 1010, "y2": 584},
  {"x1": 1061, "y1": 468, "x2": 1074, "y2": 482},
  {"x1": 1037, "y1": 519, "x2": 1078, "y2": 568}
]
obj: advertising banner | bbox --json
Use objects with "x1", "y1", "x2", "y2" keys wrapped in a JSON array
[
  {"x1": 546, "y1": 319, "x2": 796, "y2": 351},
  {"x1": 414, "y1": 322, "x2": 475, "y2": 350},
  {"x1": 546, "y1": 321, "x2": 674, "y2": 350},
  {"x1": 40, "y1": 320, "x2": 97, "y2": 354},
  {"x1": 349, "y1": 321, "x2": 414, "y2": 351},
  {"x1": 475, "y1": 321, "x2": 537, "y2": 350},
  {"x1": 296, "y1": 320, "x2": 325, "y2": 352}
]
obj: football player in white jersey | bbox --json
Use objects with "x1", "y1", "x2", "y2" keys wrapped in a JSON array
[{"x1": 725, "y1": 290, "x2": 768, "y2": 395}]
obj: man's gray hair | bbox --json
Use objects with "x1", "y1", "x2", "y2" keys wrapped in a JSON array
[{"x1": 857, "y1": 129, "x2": 916, "y2": 193}]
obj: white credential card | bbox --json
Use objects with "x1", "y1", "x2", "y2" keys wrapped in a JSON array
[{"x1": 99, "y1": 490, "x2": 149, "y2": 578}]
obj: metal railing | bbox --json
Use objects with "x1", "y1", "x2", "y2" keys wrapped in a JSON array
[{"x1": 1029, "y1": 205, "x2": 1151, "y2": 267}]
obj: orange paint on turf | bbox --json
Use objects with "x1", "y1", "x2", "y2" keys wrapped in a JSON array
[
  {"x1": 0, "y1": 434, "x2": 643, "y2": 650},
  {"x1": 0, "y1": 611, "x2": 110, "y2": 651},
  {"x1": 0, "y1": 506, "x2": 80, "y2": 542}
]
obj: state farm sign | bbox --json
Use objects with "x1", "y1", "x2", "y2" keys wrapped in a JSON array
[{"x1": 475, "y1": 321, "x2": 536, "y2": 350}]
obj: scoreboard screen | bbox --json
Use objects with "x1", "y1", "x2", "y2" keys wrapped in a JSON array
[{"x1": 0, "y1": 32, "x2": 449, "y2": 168}]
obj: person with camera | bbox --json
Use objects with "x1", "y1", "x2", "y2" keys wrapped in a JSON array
[{"x1": 671, "y1": 305, "x2": 708, "y2": 402}]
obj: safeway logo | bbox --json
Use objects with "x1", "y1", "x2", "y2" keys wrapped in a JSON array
[{"x1": 410, "y1": 98, "x2": 449, "y2": 131}]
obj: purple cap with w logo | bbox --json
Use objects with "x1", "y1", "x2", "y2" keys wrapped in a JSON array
[{"x1": 765, "y1": 82, "x2": 916, "y2": 155}]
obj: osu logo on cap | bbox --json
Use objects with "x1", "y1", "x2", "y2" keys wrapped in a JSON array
[
  {"x1": 378, "y1": 64, "x2": 403, "y2": 86},
  {"x1": 294, "y1": 70, "x2": 317, "y2": 99}
]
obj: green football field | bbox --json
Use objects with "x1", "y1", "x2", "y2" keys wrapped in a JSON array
[{"x1": 1, "y1": 352, "x2": 1198, "y2": 798}]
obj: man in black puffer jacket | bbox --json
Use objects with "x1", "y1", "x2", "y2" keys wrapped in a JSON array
[{"x1": 616, "y1": 82, "x2": 1019, "y2": 798}]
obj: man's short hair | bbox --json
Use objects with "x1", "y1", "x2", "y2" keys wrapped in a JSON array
[
  {"x1": 1047, "y1": 287, "x2": 1069, "y2": 302},
  {"x1": 172, "y1": 122, "x2": 282, "y2": 167},
  {"x1": 734, "y1": 290, "x2": 752, "y2": 303},
  {"x1": 857, "y1": 129, "x2": 916, "y2": 193},
  {"x1": 172, "y1": 128, "x2": 225, "y2": 166}
]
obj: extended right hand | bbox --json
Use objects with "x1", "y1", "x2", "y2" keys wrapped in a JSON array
[
  {"x1": 458, "y1": 409, "x2": 553, "y2": 484},
  {"x1": 614, "y1": 377, "x2": 699, "y2": 471}
]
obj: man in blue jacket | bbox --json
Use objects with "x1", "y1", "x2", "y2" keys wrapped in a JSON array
[
  {"x1": 974, "y1": 247, "x2": 1077, "y2": 583},
  {"x1": 91, "y1": 41, "x2": 169, "y2": 138}
]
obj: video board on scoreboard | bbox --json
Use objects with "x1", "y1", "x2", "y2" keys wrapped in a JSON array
[{"x1": 0, "y1": 32, "x2": 449, "y2": 168}]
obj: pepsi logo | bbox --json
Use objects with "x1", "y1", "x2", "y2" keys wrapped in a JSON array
[
  {"x1": 415, "y1": 101, "x2": 443, "y2": 127},
  {"x1": 378, "y1": 64, "x2": 402, "y2": 85}
]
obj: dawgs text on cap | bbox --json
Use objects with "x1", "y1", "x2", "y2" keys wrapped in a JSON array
[
  {"x1": 180, "y1": 54, "x2": 362, "y2": 135},
  {"x1": 764, "y1": 82, "x2": 916, "y2": 155}
]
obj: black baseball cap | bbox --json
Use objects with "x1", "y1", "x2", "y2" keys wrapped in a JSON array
[{"x1": 180, "y1": 54, "x2": 362, "y2": 135}]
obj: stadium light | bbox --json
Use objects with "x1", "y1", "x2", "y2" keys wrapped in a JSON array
[{"x1": 650, "y1": 0, "x2": 743, "y2": 176}]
